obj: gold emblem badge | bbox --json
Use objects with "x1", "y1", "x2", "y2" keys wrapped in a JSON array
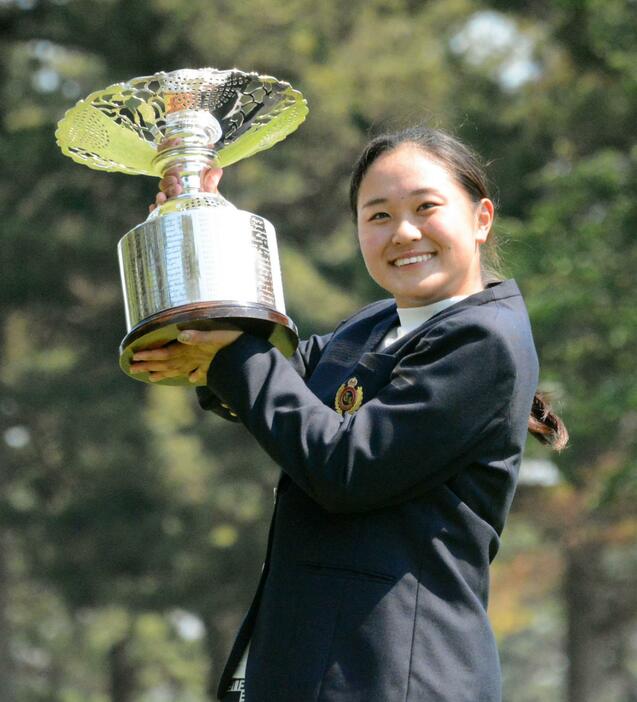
[{"x1": 335, "y1": 377, "x2": 364, "y2": 416}]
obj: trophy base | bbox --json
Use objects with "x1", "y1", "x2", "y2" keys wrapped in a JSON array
[{"x1": 119, "y1": 300, "x2": 298, "y2": 386}]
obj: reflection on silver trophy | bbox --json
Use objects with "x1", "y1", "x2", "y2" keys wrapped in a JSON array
[{"x1": 56, "y1": 68, "x2": 308, "y2": 385}]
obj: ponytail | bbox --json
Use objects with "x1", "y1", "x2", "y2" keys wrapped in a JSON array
[{"x1": 528, "y1": 392, "x2": 569, "y2": 451}]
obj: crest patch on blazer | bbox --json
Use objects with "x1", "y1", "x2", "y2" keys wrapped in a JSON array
[{"x1": 335, "y1": 377, "x2": 363, "y2": 416}]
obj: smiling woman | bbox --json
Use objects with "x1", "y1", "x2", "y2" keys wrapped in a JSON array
[
  {"x1": 130, "y1": 124, "x2": 567, "y2": 702},
  {"x1": 354, "y1": 143, "x2": 493, "y2": 307}
]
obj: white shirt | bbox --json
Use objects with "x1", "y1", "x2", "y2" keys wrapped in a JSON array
[{"x1": 381, "y1": 296, "x2": 467, "y2": 349}]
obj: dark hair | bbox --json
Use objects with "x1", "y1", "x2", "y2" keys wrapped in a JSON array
[
  {"x1": 349, "y1": 126, "x2": 489, "y2": 213},
  {"x1": 528, "y1": 392, "x2": 569, "y2": 451},
  {"x1": 349, "y1": 125, "x2": 568, "y2": 452}
]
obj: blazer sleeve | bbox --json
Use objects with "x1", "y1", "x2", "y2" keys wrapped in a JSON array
[
  {"x1": 205, "y1": 318, "x2": 518, "y2": 512},
  {"x1": 196, "y1": 332, "x2": 333, "y2": 422}
]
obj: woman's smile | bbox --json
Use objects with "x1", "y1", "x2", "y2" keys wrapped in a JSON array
[{"x1": 391, "y1": 251, "x2": 437, "y2": 267}]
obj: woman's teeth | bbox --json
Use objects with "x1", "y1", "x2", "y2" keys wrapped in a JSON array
[{"x1": 393, "y1": 253, "x2": 434, "y2": 267}]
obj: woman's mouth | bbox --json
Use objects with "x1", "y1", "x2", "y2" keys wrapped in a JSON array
[{"x1": 392, "y1": 253, "x2": 436, "y2": 267}]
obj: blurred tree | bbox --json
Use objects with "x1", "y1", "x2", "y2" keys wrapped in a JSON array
[{"x1": 483, "y1": 2, "x2": 637, "y2": 700}]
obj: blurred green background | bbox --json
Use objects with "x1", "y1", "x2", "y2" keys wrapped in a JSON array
[{"x1": 1, "y1": 0, "x2": 636, "y2": 700}]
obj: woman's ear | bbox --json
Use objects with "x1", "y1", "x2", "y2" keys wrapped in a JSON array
[{"x1": 475, "y1": 198, "x2": 494, "y2": 244}]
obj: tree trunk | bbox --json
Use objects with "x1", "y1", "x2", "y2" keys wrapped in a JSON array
[
  {"x1": 205, "y1": 612, "x2": 241, "y2": 701},
  {"x1": 109, "y1": 635, "x2": 136, "y2": 702},
  {"x1": 564, "y1": 541, "x2": 603, "y2": 702},
  {"x1": 0, "y1": 530, "x2": 16, "y2": 702}
]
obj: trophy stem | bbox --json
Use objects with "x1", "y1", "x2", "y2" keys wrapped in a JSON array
[
  {"x1": 153, "y1": 109, "x2": 222, "y2": 194},
  {"x1": 181, "y1": 171, "x2": 204, "y2": 194},
  {"x1": 153, "y1": 148, "x2": 219, "y2": 194}
]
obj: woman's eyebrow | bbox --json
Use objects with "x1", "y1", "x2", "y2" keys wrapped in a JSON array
[{"x1": 361, "y1": 188, "x2": 442, "y2": 209}]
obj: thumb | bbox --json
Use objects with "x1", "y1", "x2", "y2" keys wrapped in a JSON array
[{"x1": 203, "y1": 166, "x2": 223, "y2": 193}]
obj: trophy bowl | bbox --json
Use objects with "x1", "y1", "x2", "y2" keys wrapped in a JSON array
[{"x1": 55, "y1": 68, "x2": 308, "y2": 385}]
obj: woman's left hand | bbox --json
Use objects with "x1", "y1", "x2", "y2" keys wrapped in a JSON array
[{"x1": 130, "y1": 329, "x2": 243, "y2": 384}]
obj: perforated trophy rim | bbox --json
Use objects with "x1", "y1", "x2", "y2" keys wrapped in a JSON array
[{"x1": 55, "y1": 67, "x2": 309, "y2": 176}]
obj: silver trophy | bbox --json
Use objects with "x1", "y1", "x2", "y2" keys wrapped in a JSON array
[{"x1": 55, "y1": 68, "x2": 308, "y2": 385}]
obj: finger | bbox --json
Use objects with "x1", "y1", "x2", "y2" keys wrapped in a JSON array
[
  {"x1": 132, "y1": 342, "x2": 185, "y2": 361},
  {"x1": 159, "y1": 174, "x2": 180, "y2": 191},
  {"x1": 148, "y1": 369, "x2": 184, "y2": 382},
  {"x1": 159, "y1": 174, "x2": 183, "y2": 199},
  {"x1": 202, "y1": 167, "x2": 223, "y2": 193},
  {"x1": 188, "y1": 367, "x2": 207, "y2": 384},
  {"x1": 129, "y1": 359, "x2": 185, "y2": 373},
  {"x1": 130, "y1": 363, "x2": 166, "y2": 374},
  {"x1": 150, "y1": 191, "x2": 167, "y2": 213},
  {"x1": 166, "y1": 185, "x2": 182, "y2": 198}
]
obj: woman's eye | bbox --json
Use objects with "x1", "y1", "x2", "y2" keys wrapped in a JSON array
[
  {"x1": 417, "y1": 202, "x2": 436, "y2": 212},
  {"x1": 369, "y1": 211, "x2": 389, "y2": 221}
]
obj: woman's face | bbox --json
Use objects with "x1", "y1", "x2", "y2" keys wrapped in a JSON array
[{"x1": 356, "y1": 144, "x2": 494, "y2": 308}]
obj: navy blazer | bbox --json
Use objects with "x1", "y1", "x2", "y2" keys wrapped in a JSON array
[{"x1": 198, "y1": 279, "x2": 539, "y2": 702}]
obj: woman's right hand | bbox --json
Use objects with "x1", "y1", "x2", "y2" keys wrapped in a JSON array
[{"x1": 149, "y1": 166, "x2": 224, "y2": 213}]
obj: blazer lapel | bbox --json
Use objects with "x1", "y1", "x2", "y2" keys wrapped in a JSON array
[{"x1": 306, "y1": 303, "x2": 399, "y2": 406}]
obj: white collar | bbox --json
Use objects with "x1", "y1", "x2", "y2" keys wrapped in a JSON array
[
  {"x1": 381, "y1": 295, "x2": 467, "y2": 349},
  {"x1": 396, "y1": 295, "x2": 467, "y2": 332}
]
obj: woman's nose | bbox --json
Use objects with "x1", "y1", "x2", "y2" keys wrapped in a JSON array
[{"x1": 392, "y1": 218, "x2": 422, "y2": 244}]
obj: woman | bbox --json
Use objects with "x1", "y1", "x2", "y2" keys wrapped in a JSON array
[{"x1": 131, "y1": 126, "x2": 567, "y2": 702}]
